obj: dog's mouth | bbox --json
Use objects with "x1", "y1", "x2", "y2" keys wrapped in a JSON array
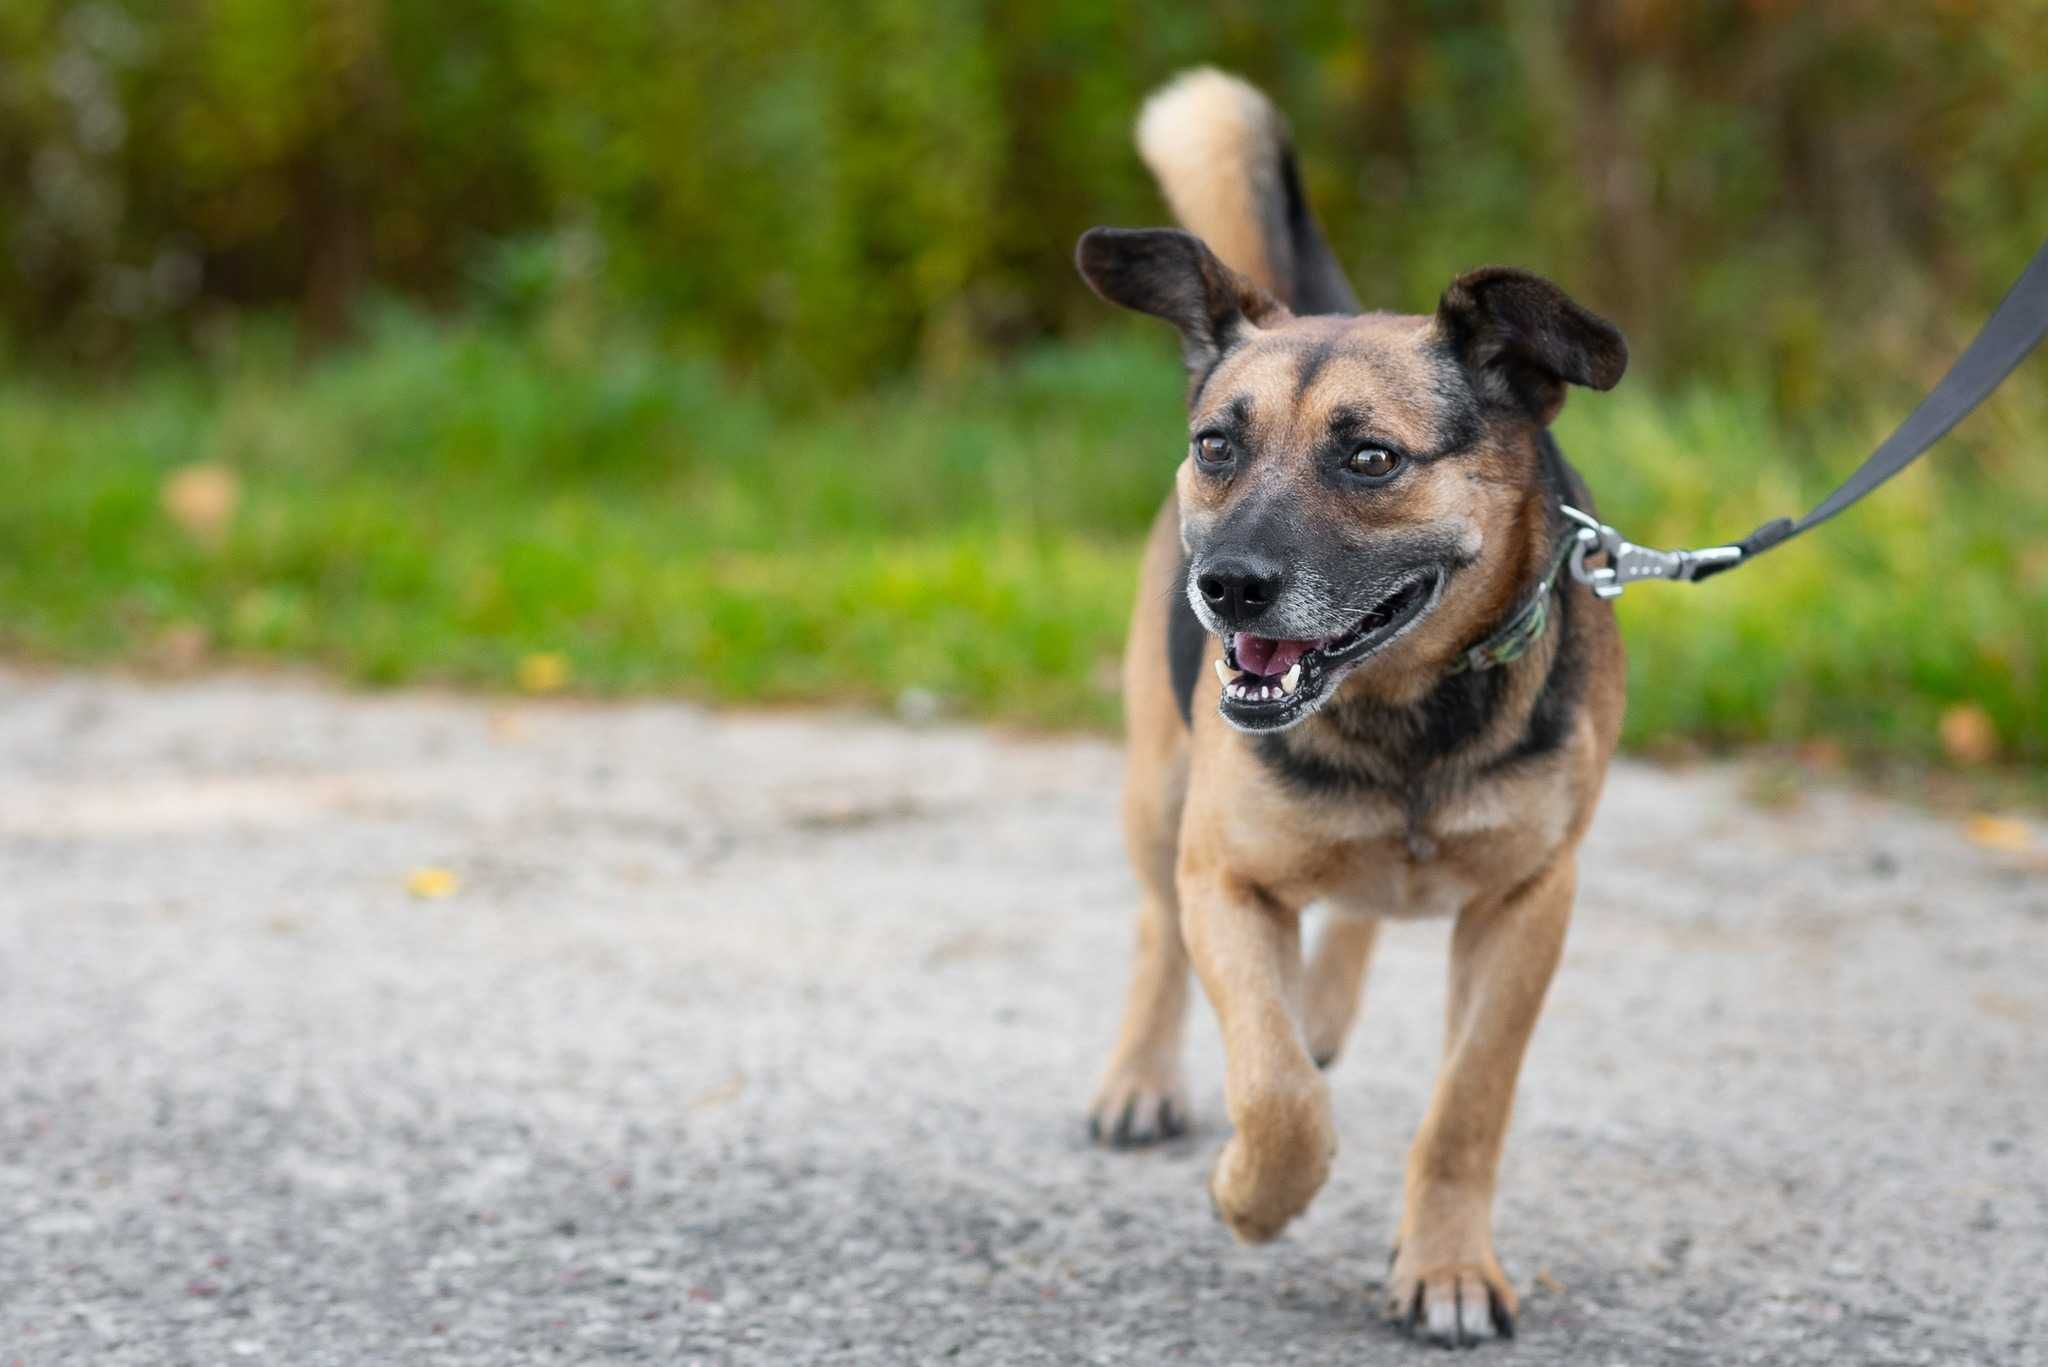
[{"x1": 1213, "y1": 570, "x2": 1443, "y2": 733}]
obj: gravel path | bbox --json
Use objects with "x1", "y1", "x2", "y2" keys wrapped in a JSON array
[{"x1": 1, "y1": 668, "x2": 2044, "y2": 1365}]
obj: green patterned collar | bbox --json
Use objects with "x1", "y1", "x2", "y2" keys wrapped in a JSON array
[{"x1": 1448, "y1": 521, "x2": 1581, "y2": 674}]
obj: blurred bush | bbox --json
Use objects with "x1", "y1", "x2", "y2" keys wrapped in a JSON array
[{"x1": 4, "y1": 0, "x2": 2045, "y2": 399}]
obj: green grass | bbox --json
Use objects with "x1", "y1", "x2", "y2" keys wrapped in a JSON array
[{"x1": 2, "y1": 307, "x2": 2043, "y2": 762}]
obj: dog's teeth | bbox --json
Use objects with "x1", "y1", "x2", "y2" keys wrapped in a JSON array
[
  {"x1": 1281, "y1": 664, "x2": 1301, "y2": 695},
  {"x1": 1214, "y1": 659, "x2": 1231, "y2": 686}
]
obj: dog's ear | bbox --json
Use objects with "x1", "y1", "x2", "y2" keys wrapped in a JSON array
[
  {"x1": 1435, "y1": 267, "x2": 1627, "y2": 424},
  {"x1": 1076, "y1": 227, "x2": 1290, "y2": 372}
]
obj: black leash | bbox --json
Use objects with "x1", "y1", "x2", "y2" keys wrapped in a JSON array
[{"x1": 1560, "y1": 235, "x2": 2048, "y2": 599}]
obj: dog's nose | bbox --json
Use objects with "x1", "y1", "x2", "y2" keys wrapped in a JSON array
[{"x1": 1195, "y1": 555, "x2": 1284, "y2": 626}]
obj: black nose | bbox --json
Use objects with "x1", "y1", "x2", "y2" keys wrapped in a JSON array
[{"x1": 1195, "y1": 555, "x2": 1284, "y2": 626}]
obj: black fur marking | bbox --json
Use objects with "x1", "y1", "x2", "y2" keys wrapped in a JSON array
[
  {"x1": 1253, "y1": 731, "x2": 1355, "y2": 796},
  {"x1": 1293, "y1": 336, "x2": 1339, "y2": 400},
  {"x1": 1167, "y1": 557, "x2": 1206, "y2": 726},
  {"x1": 1222, "y1": 395, "x2": 1254, "y2": 436},
  {"x1": 1431, "y1": 356, "x2": 1487, "y2": 458},
  {"x1": 1276, "y1": 144, "x2": 1360, "y2": 315},
  {"x1": 1540, "y1": 426, "x2": 1598, "y2": 514},
  {"x1": 1353, "y1": 668, "x2": 1510, "y2": 769},
  {"x1": 1252, "y1": 664, "x2": 1510, "y2": 802},
  {"x1": 1493, "y1": 574, "x2": 1582, "y2": 771},
  {"x1": 1485, "y1": 432, "x2": 1592, "y2": 772}
]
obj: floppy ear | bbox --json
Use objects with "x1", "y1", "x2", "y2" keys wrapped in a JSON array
[
  {"x1": 1075, "y1": 227, "x2": 1290, "y2": 373},
  {"x1": 1435, "y1": 267, "x2": 1627, "y2": 424}
]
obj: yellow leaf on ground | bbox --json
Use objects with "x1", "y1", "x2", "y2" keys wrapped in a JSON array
[
  {"x1": 1964, "y1": 815, "x2": 2030, "y2": 853},
  {"x1": 689, "y1": 1073, "x2": 747, "y2": 1109},
  {"x1": 149, "y1": 623, "x2": 211, "y2": 673},
  {"x1": 517, "y1": 652, "x2": 570, "y2": 694},
  {"x1": 1938, "y1": 704, "x2": 1999, "y2": 765},
  {"x1": 405, "y1": 866, "x2": 460, "y2": 899},
  {"x1": 1973, "y1": 990, "x2": 2032, "y2": 1024},
  {"x1": 160, "y1": 462, "x2": 240, "y2": 544}
]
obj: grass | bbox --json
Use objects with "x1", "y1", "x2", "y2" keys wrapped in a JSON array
[{"x1": 2, "y1": 306, "x2": 2043, "y2": 764}]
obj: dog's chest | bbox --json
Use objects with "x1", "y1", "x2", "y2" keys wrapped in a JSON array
[
  {"x1": 1298, "y1": 779, "x2": 1567, "y2": 921},
  {"x1": 1321, "y1": 847, "x2": 1476, "y2": 922}
]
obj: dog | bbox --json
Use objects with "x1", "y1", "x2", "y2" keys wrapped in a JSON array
[{"x1": 1074, "y1": 69, "x2": 1628, "y2": 1347}]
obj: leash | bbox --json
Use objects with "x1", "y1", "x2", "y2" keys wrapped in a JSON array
[{"x1": 1558, "y1": 236, "x2": 2048, "y2": 600}]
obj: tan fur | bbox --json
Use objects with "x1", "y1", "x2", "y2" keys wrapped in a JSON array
[
  {"x1": 1136, "y1": 69, "x2": 1291, "y2": 296},
  {"x1": 1084, "y1": 67, "x2": 1629, "y2": 1347},
  {"x1": 1088, "y1": 498, "x2": 1195, "y2": 1139},
  {"x1": 1095, "y1": 392, "x2": 1622, "y2": 1338}
]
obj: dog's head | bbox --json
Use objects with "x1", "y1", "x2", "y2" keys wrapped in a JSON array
[{"x1": 1076, "y1": 227, "x2": 1626, "y2": 733}]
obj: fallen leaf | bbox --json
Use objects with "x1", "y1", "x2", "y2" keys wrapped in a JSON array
[
  {"x1": 1741, "y1": 763, "x2": 1804, "y2": 810},
  {"x1": 1796, "y1": 737, "x2": 1845, "y2": 771},
  {"x1": 149, "y1": 623, "x2": 211, "y2": 674},
  {"x1": 517, "y1": 652, "x2": 570, "y2": 694},
  {"x1": 405, "y1": 867, "x2": 460, "y2": 899},
  {"x1": 923, "y1": 929, "x2": 1032, "y2": 968},
  {"x1": 161, "y1": 463, "x2": 240, "y2": 545},
  {"x1": 1938, "y1": 704, "x2": 1999, "y2": 765},
  {"x1": 1973, "y1": 990, "x2": 2031, "y2": 1023},
  {"x1": 1964, "y1": 814, "x2": 2030, "y2": 853},
  {"x1": 1535, "y1": 1269, "x2": 1567, "y2": 1296},
  {"x1": 689, "y1": 1074, "x2": 746, "y2": 1109},
  {"x1": 789, "y1": 795, "x2": 922, "y2": 831}
]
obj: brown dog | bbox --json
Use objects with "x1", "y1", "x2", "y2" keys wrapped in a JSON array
[{"x1": 1075, "y1": 69, "x2": 1628, "y2": 1347}]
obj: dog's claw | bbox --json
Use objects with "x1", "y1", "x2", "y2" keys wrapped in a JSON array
[
  {"x1": 1386, "y1": 1258, "x2": 1516, "y2": 1350},
  {"x1": 1110, "y1": 1097, "x2": 1138, "y2": 1147},
  {"x1": 1084, "y1": 1073, "x2": 1189, "y2": 1149}
]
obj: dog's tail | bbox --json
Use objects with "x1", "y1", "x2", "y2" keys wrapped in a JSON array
[{"x1": 1135, "y1": 68, "x2": 1359, "y2": 315}]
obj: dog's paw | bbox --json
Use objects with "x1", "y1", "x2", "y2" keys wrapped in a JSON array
[
  {"x1": 1085, "y1": 1071, "x2": 1188, "y2": 1148},
  {"x1": 1384, "y1": 1253, "x2": 1516, "y2": 1348},
  {"x1": 1205, "y1": 1090, "x2": 1334, "y2": 1243}
]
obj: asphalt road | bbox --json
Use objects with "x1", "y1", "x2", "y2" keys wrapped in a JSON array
[{"x1": 2, "y1": 669, "x2": 2044, "y2": 1365}]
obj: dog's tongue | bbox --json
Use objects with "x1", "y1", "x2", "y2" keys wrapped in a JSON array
[{"x1": 1234, "y1": 635, "x2": 1310, "y2": 678}]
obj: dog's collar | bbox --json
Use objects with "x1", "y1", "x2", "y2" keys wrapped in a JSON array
[{"x1": 1447, "y1": 522, "x2": 1581, "y2": 674}]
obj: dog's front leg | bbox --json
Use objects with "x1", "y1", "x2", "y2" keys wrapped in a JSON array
[
  {"x1": 1181, "y1": 865, "x2": 1334, "y2": 1244},
  {"x1": 1386, "y1": 854, "x2": 1574, "y2": 1346}
]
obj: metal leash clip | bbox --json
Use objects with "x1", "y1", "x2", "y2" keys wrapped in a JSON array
[{"x1": 1558, "y1": 505, "x2": 1742, "y2": 599}]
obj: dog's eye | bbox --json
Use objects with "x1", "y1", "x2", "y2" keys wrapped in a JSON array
[
  {"x1": 1193, "y1": 433, "x2": 1231, "y2": 466},
  {"x1": 1344, "y1": 446, "x2": 1401, "y2": 479}
]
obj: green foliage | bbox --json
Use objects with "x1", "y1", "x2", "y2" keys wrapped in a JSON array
[
  {"x1": 3, "y1": 7, "x2": 2043, "y2": 761},
  {"x1": 2, "y1": 311, "x2": 2041, "y2": 759},
  {"x1": 4, "y1": 2, "x2": 2047, "y2": 399}
]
